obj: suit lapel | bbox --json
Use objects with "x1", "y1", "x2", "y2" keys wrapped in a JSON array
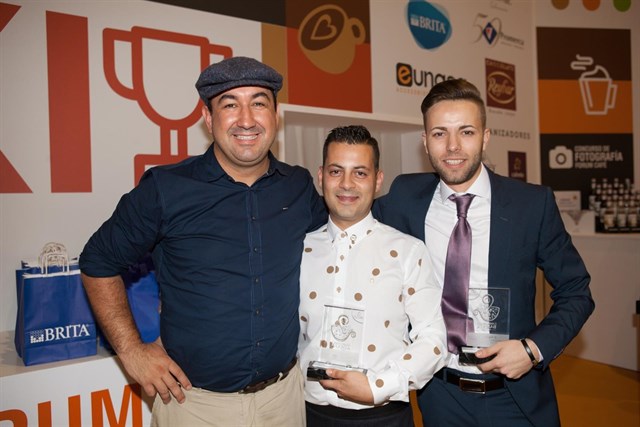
[
  {"x1": 413, "y1": 176, "x2": 439, "y2": 241},
  {"x1": 487, "y1": 170, "x2": 514, "y2": 288}
]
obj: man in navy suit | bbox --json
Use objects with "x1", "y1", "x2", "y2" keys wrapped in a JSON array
[{"x1": 373, "y1": 79, "x2": 594, "y2": 427}]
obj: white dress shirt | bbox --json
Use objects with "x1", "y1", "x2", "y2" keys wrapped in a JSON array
[
  {"x1": 425, "y1": 165, "x2": 492, "y2": 373},
  {"x1": 299, "y1": 213, "x2": 447, "y2": 408}
]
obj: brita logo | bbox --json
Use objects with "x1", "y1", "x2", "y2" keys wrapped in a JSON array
[
  {"x1": 29, "y1": 324, "x2": 93, "y2": 344},
  {"x1": 406, "y1": 0, "x2": 452, "y2": 50}
]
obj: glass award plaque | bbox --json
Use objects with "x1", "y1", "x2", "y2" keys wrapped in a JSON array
[
  {"x1": 307, "y1": 305, "x2": 367, "y2": 380},
  {"x1": 458, "y1": 287, "x2": 510, "y2": 365},
  {"x1": 466, "y1": 287, "x2": 511, "y2": 347}
]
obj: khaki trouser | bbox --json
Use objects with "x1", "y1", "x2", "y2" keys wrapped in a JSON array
[{"x1": 151, "y1": 360, "x2": 305, "y2": 427}]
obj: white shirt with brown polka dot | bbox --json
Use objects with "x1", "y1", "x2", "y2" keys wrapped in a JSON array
[{"x1": 298, "y1": 212, "x2": 447, "y2": 408}]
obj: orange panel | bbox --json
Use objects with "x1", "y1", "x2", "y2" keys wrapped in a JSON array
[{"x1": 538, "y1": 80, "x2": 632, "y2": 134}]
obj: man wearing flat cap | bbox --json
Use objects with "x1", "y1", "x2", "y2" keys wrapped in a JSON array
[{"x1": 80, "y1": 56, "x2": 327, "y2": 426}]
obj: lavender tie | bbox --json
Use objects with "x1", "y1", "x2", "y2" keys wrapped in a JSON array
[{"x1": 442, "y1": 193, "x2": 475, "y2": 354}]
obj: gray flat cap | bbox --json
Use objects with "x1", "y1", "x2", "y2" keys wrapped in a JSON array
[{"x1": 195, "y1": 56, "x2": 283, "y2": 105}]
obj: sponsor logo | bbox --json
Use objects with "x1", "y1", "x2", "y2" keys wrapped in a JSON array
[
  {"x1": 490, "y1": 0, "x2": 512, "y2": 12},
  {"x1": 508, "y1": 151, "x2": 527, "y2": 182},
  {"x1": 396, "y1": 62, "x2": 458, "y2": 94},
  {"x1": 548, "y1": 145, "x2": 624, "y2": 170},
  {"x1": 28, "y1": 324, "x2": 93, "y2": 344},
  {"x1": 406, "y1": 0, "x2": 452, "y2": 50},
  {"x1": 471, "y1": 13, "x2": 524, "y2": 49},
  {"x1": 485, "y1": 58, "x2": 516, "y2": 110}
]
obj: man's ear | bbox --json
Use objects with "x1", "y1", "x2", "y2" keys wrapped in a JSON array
[
  {"x1": 375, "y1": 170, "x2": 384, "y2": 195},
  {"x1": 201, "y1": 105, "x2": 213, "y2": 133},
  {"x1": 317, "y1": 166, "x2": 324, "y2": 194},
  {"x1": 482, "y1": 128, "x2": 490, "y2": 152}
]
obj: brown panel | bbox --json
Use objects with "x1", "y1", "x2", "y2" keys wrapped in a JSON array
[
  {"x1": 537, "y1": 27, "x2": 631, "y2": 80},
  {"x1": 146, "y1": 0, "x2": 286, "y2": 26}
]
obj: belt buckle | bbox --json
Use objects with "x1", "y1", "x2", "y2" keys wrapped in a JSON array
[{"x1": 458, "y1": 377, "x2": 487, "y2": 394}]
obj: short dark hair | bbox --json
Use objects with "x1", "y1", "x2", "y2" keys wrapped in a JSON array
[
  {"x1": 420, "y1": 79, "x2": 486, "y2": 129},
  {"x1": 322, "y1": 125, "x2": 380, "y2": 170}
]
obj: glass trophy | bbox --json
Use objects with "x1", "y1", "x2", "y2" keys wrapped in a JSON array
[
  {"x1": 458, "y1": 287, "x2": 511, "y2": 365},
  {"x1": 307, "y1": 305, "x2": 368, "y2": 380}
]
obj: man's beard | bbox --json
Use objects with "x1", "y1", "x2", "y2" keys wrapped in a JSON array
[{"x1": 429, "y1": 152, "x2": 483, "y2": 187}]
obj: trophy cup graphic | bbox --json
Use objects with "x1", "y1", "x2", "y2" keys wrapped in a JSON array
[{"x1": 103, "y1": 26, "x2": 232, "y2": 183}]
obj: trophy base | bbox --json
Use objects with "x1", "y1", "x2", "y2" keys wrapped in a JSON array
[
  {"x1": 458, "y1": 346, "x2": 496, "y2": 365},
  {"x1": 306, "y1": 361, "x2": 367, "y2": 381}
]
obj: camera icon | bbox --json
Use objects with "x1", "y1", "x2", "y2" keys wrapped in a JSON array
[{"x1": 549, "y1": 145, "x2": 573, "y2": 169}]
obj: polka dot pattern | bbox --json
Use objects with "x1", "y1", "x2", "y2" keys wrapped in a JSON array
[{"x1": 299, "y1": 219, "x2": 443, "y2": 397}]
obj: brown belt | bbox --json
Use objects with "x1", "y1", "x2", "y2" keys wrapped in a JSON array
[
  {"x1": 435, "y1": 368, "x2": 504, "y2": 394},
  {"x1": 239, "y1": 357, "x2": 297, "y2": 394}
]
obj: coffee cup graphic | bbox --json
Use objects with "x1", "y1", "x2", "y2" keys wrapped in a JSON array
[
  {"x1": 298, "y1": 5, "x2": 366, "y2": 74},
  {"x1": 579, "y1": 65, "x2": 617, "y2": 115},
  {"x1": 571, "y1": 55, "x2": 617, "y2": 116},
  {"x1": 103, "y1": 26, "x2": 232, "y2": 183}
]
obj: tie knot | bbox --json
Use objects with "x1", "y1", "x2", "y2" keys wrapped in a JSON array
[{"x1": 449, "y1": 193, "x2": 475, "y2": 218}]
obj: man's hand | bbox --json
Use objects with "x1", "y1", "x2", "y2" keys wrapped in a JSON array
[
  {"x1": 118, "y1": 339, "x2": 192, "y2": 404},
  {"x1": 320, "y1": 369, "x2": 374, "y2": 405},
  {"x1": 475, "y1": 339, "x2": 540, "y2": 379}
]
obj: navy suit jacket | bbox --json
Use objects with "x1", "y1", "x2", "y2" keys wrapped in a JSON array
[{"x1": 373, "y1": 168, "x2": 594, "y2": 426}]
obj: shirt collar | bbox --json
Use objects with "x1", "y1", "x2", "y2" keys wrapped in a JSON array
[
  {"x1": 326, "y1": 212, "x2": 377, "y2": 247},
  {"x1": 194, "y1": 143, "x2": 291, "y2": 182},
  {"x1": 437, "y1": 164, "x2": 491, "y2": 203}
]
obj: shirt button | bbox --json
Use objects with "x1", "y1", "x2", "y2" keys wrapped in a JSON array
[
  {"x1": 255, "y1": 309, "x2": 260, "y2": 315},
  {"x1": 251, "y1": 216, "x2": 256, "y2": 221},
  {"x1": 253, "y1": 247, "x2": 258, "y2": 252},
  {"x1": 254, "y1": 278, "x2": 259, "y2": 284}
]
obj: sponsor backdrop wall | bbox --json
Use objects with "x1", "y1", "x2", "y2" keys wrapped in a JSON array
[
  {"x1": 0, "y1": 0, "x2": 540, "y2": 336},
  {"x1": 0, "y1": 0, "x2": 638, "y2": 424}
]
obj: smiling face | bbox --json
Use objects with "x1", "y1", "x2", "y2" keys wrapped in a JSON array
[
  {"x1": 319, "y1": 142, "x2": 383, "y2": 230},
  {"x1": 201, "y1": 86, "x2": 278, "y2": 184},
  {"x1": 422, "y1": 99, "x2": 490, "y2": 193}
]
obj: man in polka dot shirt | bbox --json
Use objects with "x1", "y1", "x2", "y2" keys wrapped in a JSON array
[{"x1": 298, "y1": 125, "x2": 447, "y2": 427}]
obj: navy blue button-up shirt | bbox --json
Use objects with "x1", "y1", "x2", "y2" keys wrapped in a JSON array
[{"x1": 80, "y1": 145, "x2": 327, "y2": 392}]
